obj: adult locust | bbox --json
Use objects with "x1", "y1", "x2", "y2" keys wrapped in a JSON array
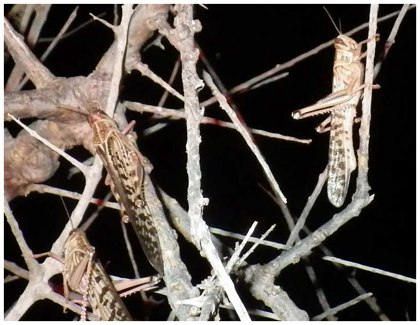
[
  {"x1": 62, "y1": 228, "x2": 134, "y2": 321},
  {"x1": 62, "y1": 106, "x2": 164, "y2": 274},
  {"x1": 292, "y1": 33, "x2": 378, "y2": 207},
  {"x1": 87, "y1": 109, "x2": 164, "y2": 274},
  {"x1": 31, "y1": 225, "x2": 159, "y2": 321}
]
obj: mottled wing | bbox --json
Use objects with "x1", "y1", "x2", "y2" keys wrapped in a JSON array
[
  {"x1": 104, "y1": 132, "x2": 164, "y2": 274},
  {"x1": 64, "y1": 230, "x2": 132, "y2": 321},
  {"x1": 96, "y1": 132, "x2": 137, "y2": 223},
  {"x1": 87, "y1": 261, "x2": 133, "y2": 321},
  {"x1": 327, "y1": 106, "x2": 357, "y2": 207}
]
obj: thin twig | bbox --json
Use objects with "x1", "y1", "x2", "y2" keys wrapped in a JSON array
[
  {"x1": 113, "y1": 4, "x2": 119, "y2": 26},
  {"x1": 225, "y1": 221, "x2": 258, "y2": 274},
  {"x1": 210, "y1": 226, "x2": 288, "y2": 250},
  {"x1": 27, "y1": 184, "x2": 120, "y2": 211},
  {"x1": 120, "y1": 220, "x2": 140, "y2": 278},
  {"x1": 237, "y1": 224, "x2": 276, "y2": 268},
  {"x1": 17, "y1": 6, "x2": 79, "y2": 91},
  {"x1": 158, "y1": 57, "x2": 181, "y2": 107},
  {"x1": 125, "y1": 101, "x2": 310, "y2": 143},
  {"x1": 8, "y1": 113, "x2": 89, "y2": 175},
  {"x1": 141, "y1": 57, "x2": 182, "y2": 138},
  {"x1": 197, "y1": 41, "x2": 260, "y2": 145},
  {"x1": 286, "y1": 166, "x2": 328, "y2": 246},
  {"x1": 374, "y1": 4, "x2": 411, "y2": 79},
  {"x1": 38, "y1": 12, "x2": 107, "y2": 43},
  {"x1": 312, "y1": 293, "x2": 373, "y2": 321},
  {"x1": 303, "y1": 258, "x2": 336, "y2": 320},
  {"x1": 323, "y1": 256, "x2": 416, "y2": 284},
  {"x1": 91, "y1": 4, "x2": 133, "y2": 116},
  {"x1": 133, "y1": 61, "x2": 185, "y2": 102},
  {"x1": 249, "y1": 72, "x2": 289, "y2": 90},
  {"x1": 221, "y1": 304, "x2": 281, "y2": 321},
  {"x1": 79, "y1": 191, "x2": 114, "y2": 231},
  {"x1": 258, "y1": 184, "x2": 296, "y2": 240},
  {"x1": 203, "y1": 70, "x2": 287, "y2": 204}
]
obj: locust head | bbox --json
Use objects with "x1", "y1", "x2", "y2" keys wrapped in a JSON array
[{"x1": 88, "y1": 109, "x2": 118, "y2": 145}]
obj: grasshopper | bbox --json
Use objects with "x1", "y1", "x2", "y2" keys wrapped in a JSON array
[
  {"x1": 31, "y1": 224, "x2": 160, "y2": 321},
  {"x1": 292, "y1": 33, "x2": 378, "y2": 207},
  {"x1": 63, "y1": 228, "x2": 134, "y2": 321},
  {"x1": 87, "y1": 109, "x2": 164, "y2": 275},
  {"x1": 58, "y1": 106, "x2": 165, "y2": 275}
]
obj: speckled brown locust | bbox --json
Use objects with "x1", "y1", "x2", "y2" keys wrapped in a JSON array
[
  {"x1": 63, "y1": 228, "x2": 134, "y2": 321},
  {"x1": 87, "y1": 109, "x2": 164, "y2": 274},
  {"x1": 59, "y1": 104, "x2": 164, "y2": 274},
  {"x1": 31, "y1": 225, "x2": 159, "y2": 321},
  {"x1": 292, "y1": 33, "x2": 378, "y2": 207}
]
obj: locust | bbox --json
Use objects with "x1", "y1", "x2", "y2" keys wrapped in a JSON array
[
  {"x1": 86, "y1": 109, "x2": 164, "y2": 275},
  {"x1": 59, "y1": 103, "x2": 164, "y2": 274},
  {"x1": 30, "y1": 226, "x2": 160, "y2": 321},
  {"x1": 292, "y1": 33, "x2": 378, "y2": 207},
  {"x1": 63, "y1": 228, "x2": 134, "y2": 321}
]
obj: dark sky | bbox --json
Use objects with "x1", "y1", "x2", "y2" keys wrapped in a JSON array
[{"x1": 5, "y1": 4, "x2": 415, "y2": 321}]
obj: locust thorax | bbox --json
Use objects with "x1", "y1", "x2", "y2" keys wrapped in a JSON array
[
  {"x1": 334, "y1": 35, "x2": 362, "y2": 65},
  {"x1": 64, "y1": 229, "x2": 90, "y2": 254}
]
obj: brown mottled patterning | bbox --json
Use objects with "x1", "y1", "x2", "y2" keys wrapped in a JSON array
[
  {"x1": 64, "y1": 229, "x2": 133, "y2": 321},
  {"x1": 292, "y1": 34, "x2": 376, "y2": 207},
  {"x1": 89, "y1": 109, "x2": 164, "y2": 274}
]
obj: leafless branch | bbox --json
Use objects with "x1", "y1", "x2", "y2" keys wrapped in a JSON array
[
  {"x1": 225, "y1": 221, "x2": 258, "y2": 274},
  {"x1": 374, "y1": 4, "x2": 411, "y2": 79},
  {"x1": 38, "y1": 11, "x2": 107, "y2": 43},
  {"x1": 312, "y1": 293, "x2": 373, "y2": 321},
  {"x1": 17, "y1": 6, "x2": 79, "y2": 91},
  {"x1": 27, "y1": 184, "x2": 120, "y2": 210},
  {"x1": 237, "y1": 224, "x2": 276, "y2": 268},
  {"x1": 323, "y1": 256, "x2": 416, "y2": 284},
  {"x1": 210, "y1": 226, "x2": 288, "y2": 250},
  {"x1": 125, "y1": 101, "x2": 311, "y2": 143},
  {"x1": 164, "y1": 5, "x2": 250, "y2": 321},
  {"x1": 286, "y1": 165, "x2": 328, "y2": 246},
  {"x1": 91, "y1": 4, "x2": 133, "y2": 116}
]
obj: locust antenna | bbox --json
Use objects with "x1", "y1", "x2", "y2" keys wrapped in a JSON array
[
  {"x1": 60, "y1": 195, "x2": 75, "y2": 230},
  {"x1": 323, "y1": 6, "x2": 341, "y2": 35}
]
